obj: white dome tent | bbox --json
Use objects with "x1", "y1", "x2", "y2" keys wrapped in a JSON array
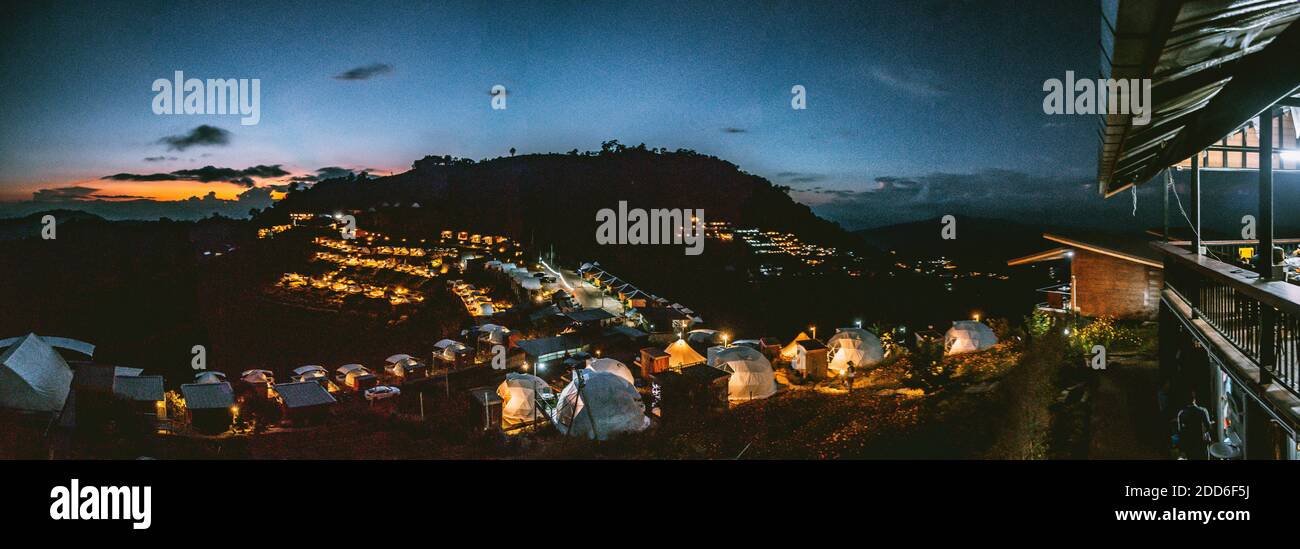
[
  {"x1": 713, "y1": 346, "x2": 777, "y2": 402},
  {"x1": 945, "y1": 320, "x2": 998, "y2": 355},
  {"x1": 587, "y1": 358, "x2": 635, "y2": 385},
  {"x1": 826, "y1": 328, "x2": 885, "y2": 374},
  {"x1": 552, "y1": 370, "x2": 649, "y2": 440},
  {"x1": 496, "y1": 372, "x2": 552, "y2": 428}
]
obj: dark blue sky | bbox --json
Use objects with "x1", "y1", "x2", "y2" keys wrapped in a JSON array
[{"x1": 2, "y1": 0, "x2": 1189, "y2": 229}]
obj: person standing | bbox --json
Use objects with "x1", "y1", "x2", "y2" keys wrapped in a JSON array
[{"x1": 1176, "y1": 392, "x2": 1213, "y2": 460}]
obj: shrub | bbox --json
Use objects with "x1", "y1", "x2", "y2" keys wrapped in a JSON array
[
  {"x1": 1026, "y1": 309, "x2": 1055, "y2": 337},
  {"x1": 1068, "y1": 316, "x2": 1140, "y2": 355}
]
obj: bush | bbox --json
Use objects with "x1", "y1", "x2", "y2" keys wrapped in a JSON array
[
  {"x1": 1026, "y1": 309, "x2": 1055, "y2": 337},
  {"x1": 902, "y1": 337, "x2": 951, "y2": 390},
  {"x1": 1068, "y1": 316, "x2": 1140, "y2": 355}
]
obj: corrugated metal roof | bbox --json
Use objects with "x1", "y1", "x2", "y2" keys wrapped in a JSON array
[
  {"x1": 112, "y1": 375, "x2": 164, "y2": 402},
  {"x1": 274, "y1": 381, "x2": 337, "y2": 409},
  {"x1": 181, "y1": 382, "x2": 234, "y2": 409}
]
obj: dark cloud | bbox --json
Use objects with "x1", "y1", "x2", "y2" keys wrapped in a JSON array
[
  {"x1": 101, "y1": 164, "x2": 289, "y2": 188},
  {"x1": 157, "y1": 125, "x2": 231, "y2": 151},
  {"x1": 143, "y1": 156, "x2": 178, "y2": 162},
  {"x1": 2, "y1": 187, "x2": 276, "y2": 221},
  {"x1": 721, "y1": 127, "x2": 748, "y2": 134},
  {"x1": 802, "y1": 169, "x2": 1300, "y2": 233},
  {"x1": 334, "y1": 63, "x2": 394, "y2": 80},
  {"x1": 776, "y1": 171, "x2": 826, "y2": 184},
  {"x1": 32, "y1": 186, "x2": 101, "y2": 202}
]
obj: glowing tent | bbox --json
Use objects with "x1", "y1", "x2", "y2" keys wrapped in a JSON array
[
  {"x1": 434, "y1": 339, "x2": 472, "y2": 361},
  {"x1": 552, "y1": 370, "x2": 649, "y2": 440},
  {"x1": 826, "y1": 328, "x2": 885, "y2": 374},
  {"x1": 713, "y1": 346, "x2": 777, "y2": 401},
  {"x1": 587, "y1": 357, "x2": 635, "y2": 385},
  {"x1": 496, "y1": 372, "x2": 552, "y2": 428},
  {"x1": 664, "y1": 338, "x2": 706, "y2": 368},
  {"x1": 944, "y1": 320, "x2": 998, "y2": 355},
  {"x1": 779, "y1": 332, "x2": 812, "y2": 361}
]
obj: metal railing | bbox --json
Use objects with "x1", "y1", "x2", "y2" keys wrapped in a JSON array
[{"x1": 1158, "y1": 242, "x2": 1300, "y2": 399}]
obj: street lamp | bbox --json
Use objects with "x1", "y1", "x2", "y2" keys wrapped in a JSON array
[{"x1": 810, "y1": 325, "x2": 816, "y2": 340}]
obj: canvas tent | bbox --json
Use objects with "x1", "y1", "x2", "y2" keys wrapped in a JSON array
[
  {"x1": 552, "y1": 370, "x2": 649, "y2": 440},
  {"x1": 712, "y1": 346, "x2": 777, "y2": 402},
  {"x1": 826, "y1": 328, "x2": 885, "y2": 374},
  {"x1": 434, "y1": 339, "x2": 472, "y2": 361},
  {"x1": 945, "y1": 321, "x2": 998, "y2": 355},
  {"x1": 496, "y1": 372, "x2": 552, "y2": 428},
  {"x1": 778, "y1": 332, "x2": 812, "y2": 361},
  {"x1": 0, "y1": 333, "x2": 80, "y2": 412},
  {"x1": 663, "y1": 338, "x2": 706, "y2": 369},
  {"x1": 587, "y1": 358, "x2": 635, "y2": 385}
]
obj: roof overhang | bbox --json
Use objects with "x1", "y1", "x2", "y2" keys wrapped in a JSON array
[
  {"x1": 1098, "y1": 0, "x2": 1300, "y2": 197},
  {"x1": 1007, "y1": 247, "x2": 1072, "y2": 266},
  {"x1": 1043, "y1": 233, "x2": 1163, "y2": 268}
]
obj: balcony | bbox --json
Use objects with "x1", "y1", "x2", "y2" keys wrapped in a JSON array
[{"x1": 1157, "y1": 240, "x2": 1300, "y2": 401}]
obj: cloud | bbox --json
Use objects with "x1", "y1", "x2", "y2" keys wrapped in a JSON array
[
  {"x1": 3, "y1": 187, "x2": 276, "y2": 221},
  {"x1": 31, "y1": 186, "x2": 101, "y2": 202},
  {"x1": 143, "y1": 156, "x2": 178, "y2": 162},
  {"x1": 775, "y1": 171, "x2": 826, "y2": 184},
  {"x1": 157, "y1": 125, "x2": 231, "y2": 151},
  {"x1": 721, "y1": 127, "x2": 748, "y2": 134},
  {"x1": 334, "y1": 63, "x2": 394, "y2": 80},
  {"x1": 869, "y1": 66, "x2": 948, "y2": 98},
  {"x1": 102, "y1": 164, "x2": 290, "y2": 188}
]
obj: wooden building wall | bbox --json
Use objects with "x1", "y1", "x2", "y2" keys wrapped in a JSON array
[{"x1": 1072, "y1": 249, "x2": 1162, "y2": 320}]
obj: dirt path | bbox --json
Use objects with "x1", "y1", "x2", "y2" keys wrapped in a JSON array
[{"x1": 1087, "y1": 357, "x2": 1167, "y2": 459}]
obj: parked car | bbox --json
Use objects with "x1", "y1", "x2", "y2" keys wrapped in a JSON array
[{"x1": 364, "y1": 385, "x2": 401, "y2": 401}]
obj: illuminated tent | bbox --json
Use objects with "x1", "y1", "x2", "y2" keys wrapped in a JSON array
[
  {"x1": 944, "y1": 321, "x2": 998, "y2": 355},
  {"x1": 496, "y1": 372, "x2": 552, "y2": 428},
  {"x1": 194, "y1": 371, "x2": 227, "y2": 384},
  {"x1": 0, "y1": 333, "x2": 78, "y2": 412},
  {"x1": 478, "y1": 324, "x2": 511, "y2": 345},
  {"x1": 826, "y1": 328, "x2": 885, "y2": 374},
  {"x1": 434, "y1": 339, "x2": 472, "y2": 361},
  {"x1": 587, "y1": 357, "x2": 635, "y2": 385},
  {"x1": 778, "y1": 332, "x2": 812, "y2": 361},
  {"x1": 552, "y1": 370, "x2": 649, "y2": 440},
  {"x1": 664, "y1": 338, "x2": 706, "y2": 368},
  {"x1": 713, "y1": 346, "x2": 777, "y2": 401},
  {"x1": 292, "y1": 365, "x2": 328, "y2": 382}
]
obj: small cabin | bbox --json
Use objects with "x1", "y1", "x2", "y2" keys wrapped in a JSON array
[{"x1": 1008, "y1": 232, "x2": 1163, "y2": 320}]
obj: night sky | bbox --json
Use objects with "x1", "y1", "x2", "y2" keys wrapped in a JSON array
[{"x1": 1, "y1": 0, "x2": 1285, "y2": 232}]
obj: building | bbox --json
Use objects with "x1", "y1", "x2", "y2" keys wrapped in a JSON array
[
  {"x1": 1098, "y1": 1, "x2": 1300, "y2": 459},
  {"x1": 273, "y1": 381, "x2": 337, "y2": 426},
  {"x1": 516, "y1": 335, "x2": 587, "y2": 372},
  {"x1": 1008, "y1": 232, "x2": 1164, "y2": 320},
  {"x1": 181, "y1": 382, "x2": 235, "y2": 434},
  {"x1": 112, "y1": 375, "x2": 166, "y2": 421}
]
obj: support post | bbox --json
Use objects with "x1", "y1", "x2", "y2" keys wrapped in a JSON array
[
  {"x1": 1258, "y1": 106, "x2": 1275, "y2": 280},
  {"x1": 1191, "y1": 154, "x2": 1201, "y2": 256},
  {"x1": 1258, "y1": 106, "x2": 1276, "y2": 386},
  {"x1": 1163, "y1": 169, "x2": 1170, "y2": 242}
]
